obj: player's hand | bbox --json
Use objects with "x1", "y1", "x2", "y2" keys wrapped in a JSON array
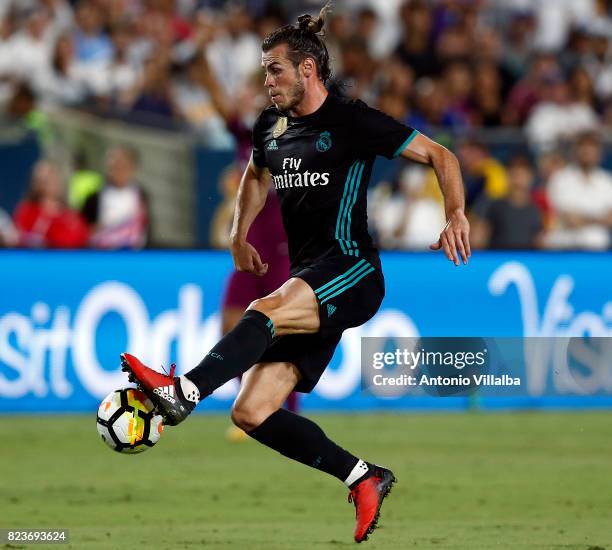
[
  {"x1": 430, "y1": 210, "x2": 471, "y2": 266},
  {"x1": 231, "y1": 240, "x2": 269, "y2": 276}
]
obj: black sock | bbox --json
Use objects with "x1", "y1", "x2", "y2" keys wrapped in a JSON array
[
  {"x1": 248, "y1": 408, "x2": 360, "y2": 483},
  {"x1": 185, "y1": 310, "x2": 274, "y2": 398}
]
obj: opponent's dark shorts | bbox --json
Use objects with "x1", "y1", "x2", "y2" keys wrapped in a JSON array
[{"x1": 259, "y1": 254, "x2": 385, "y2": 393}]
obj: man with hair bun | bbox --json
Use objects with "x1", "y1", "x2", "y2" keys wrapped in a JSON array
[{"x1": 121, "y1": 4, "x2": 470, "y2": 542}]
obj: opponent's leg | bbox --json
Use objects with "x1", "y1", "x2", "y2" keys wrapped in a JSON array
[
  {"x1": 233, "y1": 361, "x2": 396, "y2": 543},
  {"x1": 222, "y1": 306, "x2": 246, "y2": 335},
  {"x1": 121, "y1": 278, "x2": 318, "y2": 425},
  {"x1": 285, "y1": 390, "x2": 299, "y2": 413}
]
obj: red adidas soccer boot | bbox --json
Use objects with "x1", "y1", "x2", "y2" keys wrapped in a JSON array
[
  {"x1": 348, "y1": 466, "x2": 396, "y2": 543},
  {"x1": 120, "y1": 353, "x2": 195, "y2": 426}
]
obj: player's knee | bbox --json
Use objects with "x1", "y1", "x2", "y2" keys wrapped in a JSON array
[
  {"x1": 230, "y1": 402, "x2": 271, "y2": 432},
  {"x1": 248, "y1": 295, "x2": 281, "y2": 318}
]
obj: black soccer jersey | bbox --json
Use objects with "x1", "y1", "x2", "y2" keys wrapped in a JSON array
[{"x1": 252, "y1": 93, "x2": 418, "y2": 273}]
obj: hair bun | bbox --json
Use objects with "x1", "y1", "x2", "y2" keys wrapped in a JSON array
[{"x1": 297, "y1": 14, "x2": 324, "y2": 34}]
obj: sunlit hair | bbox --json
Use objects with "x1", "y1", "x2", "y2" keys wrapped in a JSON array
[{"x1": 262, "y1": 2, "x2": 332, "y2": 84}]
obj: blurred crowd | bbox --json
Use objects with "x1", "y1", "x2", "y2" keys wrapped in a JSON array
[
  {"x1": 0, "y1": 0, "x2": 611, "y2": 250},
  {"x1": 0, "y1": 145, "x2": 148, "y2": 249}
]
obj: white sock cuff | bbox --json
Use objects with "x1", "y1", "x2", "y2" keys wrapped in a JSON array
[
  {"x1": 179, "y1": 375, "x2": 200, "y2": 404},
  {"x1": 344, "y1": 459, "x2": 369, "y2": 487}
]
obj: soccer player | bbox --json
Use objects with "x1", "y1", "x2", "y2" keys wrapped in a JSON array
[{"x1": 121, "y1": 6, "x2": 470, "y2": 543}]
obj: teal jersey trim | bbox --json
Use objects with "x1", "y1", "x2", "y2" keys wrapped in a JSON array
[
  {"x1": 344, "y1": 162, "x2": 365, "y2": 247},
  {"x1": 335, "y1": 160, "x2": 365, "y2": 256},
  {"x1": 393, "y1": 129, "x2": 419, "y2": 158},
  {"x1": 266, "y1": 318, "x2": 275, "y2": 337},
  {"x1": 316, "y1": 261, "x2": 373, "y2": 301},
  {"x1": 320, "y1": 266, "x2": 376, "y2": 304},
  {"x1": 315, "y1": 259, "x2": 367, "y2": 296},
  {"x1": 335, "y1": 161, "x2": 359, "y2": 254}
]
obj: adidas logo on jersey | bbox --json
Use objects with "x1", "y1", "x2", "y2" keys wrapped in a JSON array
[
  {"x1": 327, "y1": 304, "x2": 337, "y2": 317},
  {"x1": 267, "y1": 140, "x2": 278, "y2": 151},
  {"x1": 154, "y1": 385, "x2": 176, "y2": 404}
]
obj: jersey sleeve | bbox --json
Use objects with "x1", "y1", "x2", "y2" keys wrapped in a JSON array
[
  {"x1": 251, "y1": 110, "x2": 268, "y2": 168},
  {"x1": 351, "y1": 101, "x2": 419, "y2": 159}
]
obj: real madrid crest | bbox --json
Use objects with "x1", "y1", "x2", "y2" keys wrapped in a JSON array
[
  {"x1": 272, "y1": 117, "x2": 288, "y2": 139},
  {"x1": 316, "y1": 131, "x2": 332, "y2": 153}
]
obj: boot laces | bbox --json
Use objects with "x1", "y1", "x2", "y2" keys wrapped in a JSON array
[{"x1": 160, "y1": 363, "x2": 177, "y2": 378}]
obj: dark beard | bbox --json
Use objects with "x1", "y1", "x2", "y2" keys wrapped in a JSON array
[{"x1": 283, "y1": 77, "x2": 306, "y2": 113}]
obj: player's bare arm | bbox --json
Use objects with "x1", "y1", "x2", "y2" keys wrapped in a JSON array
[
  {"x1": 230, "y1": 156, "x2": 271, "y2": 276},
  {"x1": 400, "y1": 133, "x2": 471, "y2": 266}
]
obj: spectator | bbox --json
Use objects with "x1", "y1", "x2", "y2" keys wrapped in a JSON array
[
  {"x1": 525, "y1": 71, "x2": 598, "y2": 152},
  {"x1": 409, "y1": 77, "x2": 469, "y2": 132},
  {"x1": 441, "y1": 61, "x2": 475, "y2": 124},
  {"x1": 375, "y1": 58, "x2": 415, "y2": 102},
  {"x1": 0, "y1": 206, "x2": 17, "y2": 247},
  {"x1": 395, "y1": 0, "x2": 438, "y2": 79},
  {"x1": 128, "y1": 55, "x2": 176, "y2": 123},
  {"x1": 0, "y1": 14, "x2": 16, "y2": 101},
  {"x1": 546, "y1": 131, "x2": 612, "y2": 250},
  {"x1": 472, "y1": 157, "x2": 544, "y2": 250},
  {"x1": 67, "y1": 150, "x2": 103, "y2": 210},
  {"x1": 532, "y1": 149, "x2": 566, "y2": 225},
  {"x1": 72, "y1": 0, "x2": 112, "y2": 65},
  {"x1": 501, "y1": 9, "x2": 536, "y2": 81},
  {"x1": 531, "y1": 0, "x2": 595, "y2": 52},
  {"x1": 128, "y1": 6, "x2": 175, "y2": 68},
  {"x1": 89, "y1": 22, "x2": 142, "y2": 105},
  {"x1": 82, "y1": 145, "x2": 149, "y2": 249},
  {"x1": 435, "y1": 23, "x2": 472, "y2": 66},
  {"x1": 569, "y1": 66, "x2": 598, "y2": 112},
  {"x1": 370, "y1": 165, "x2": 445, "y2": 250},
  {"x1": 559, "y1": 25, "x2": 592, "y2": 74},
  {"x1": 39, "y1": 0, "x2": 74, "y2": 35},
  {"x1": 355, "y1": 0, "x2": 404, "y2": 60},
  {"x1": 394, "y1": 166, "x2": 446, "y2": 249},
  {"x1": 457, "y1": 138, "x2": 508, "y2": 212},
  {"x1": 471, "y1": 61, "x2": 504, "y2": 127},
  {"x1": 504, "y1": 52, "x2": 560, "y2": 126},
  {"x1": 13, "y1": 160, "x2": 90, "y2": 248},
  {"x1": 171, "y1": 52, "x2": 234, "y2": 148},
  {"x1": 2, "y1": 9, "x2": 55, "y2": 85},
  {"x1": 33, "y1": 33, "x2": 89, "y2": 107},
  {"x1": 377, "y1": 90, "x2": 409, "y2": 124},
  {"x1": 336, "y1": 36, "x2": 376, "y2": 102},
  {"x1": 205, "y1": 4, "x2": 260, "y2": 95},
  {"x1": 356, "y1": 7, "x2": 379, "y2": 59}
]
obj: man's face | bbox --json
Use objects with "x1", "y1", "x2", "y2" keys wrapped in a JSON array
[
  {"x1": 577, "y1": 139, "x2": 601, "y2": 168},
  {"x1": 508, "y1": 164, "x2": 533, "y2": 192},
  {"x1": 106, "y1": 149, "x2": 135, "y2": 188},
  {"x1": 262, "y1": 44, "x2": 305, "y2": 112}
]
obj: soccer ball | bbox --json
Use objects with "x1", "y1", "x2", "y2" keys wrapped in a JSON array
[{"x1": 96, "y1": 388, "x2": 164, "y2": 454}]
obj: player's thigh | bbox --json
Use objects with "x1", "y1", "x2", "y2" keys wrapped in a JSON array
[
  {"x1": 231, "y1": 361, "x2": 301, "y2": 431},
  {"x1": 248, "y1": 277, "x2": 320, "y2": 335}
]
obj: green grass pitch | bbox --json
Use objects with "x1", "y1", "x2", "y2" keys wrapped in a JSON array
[{"x1": 1, "y1": 412, "x2": 611, "y2": 549}]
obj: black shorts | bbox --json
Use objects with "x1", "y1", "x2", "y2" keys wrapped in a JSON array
[{"x1": 258, "y1": 254, "x2": 385, "y2": 393}]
